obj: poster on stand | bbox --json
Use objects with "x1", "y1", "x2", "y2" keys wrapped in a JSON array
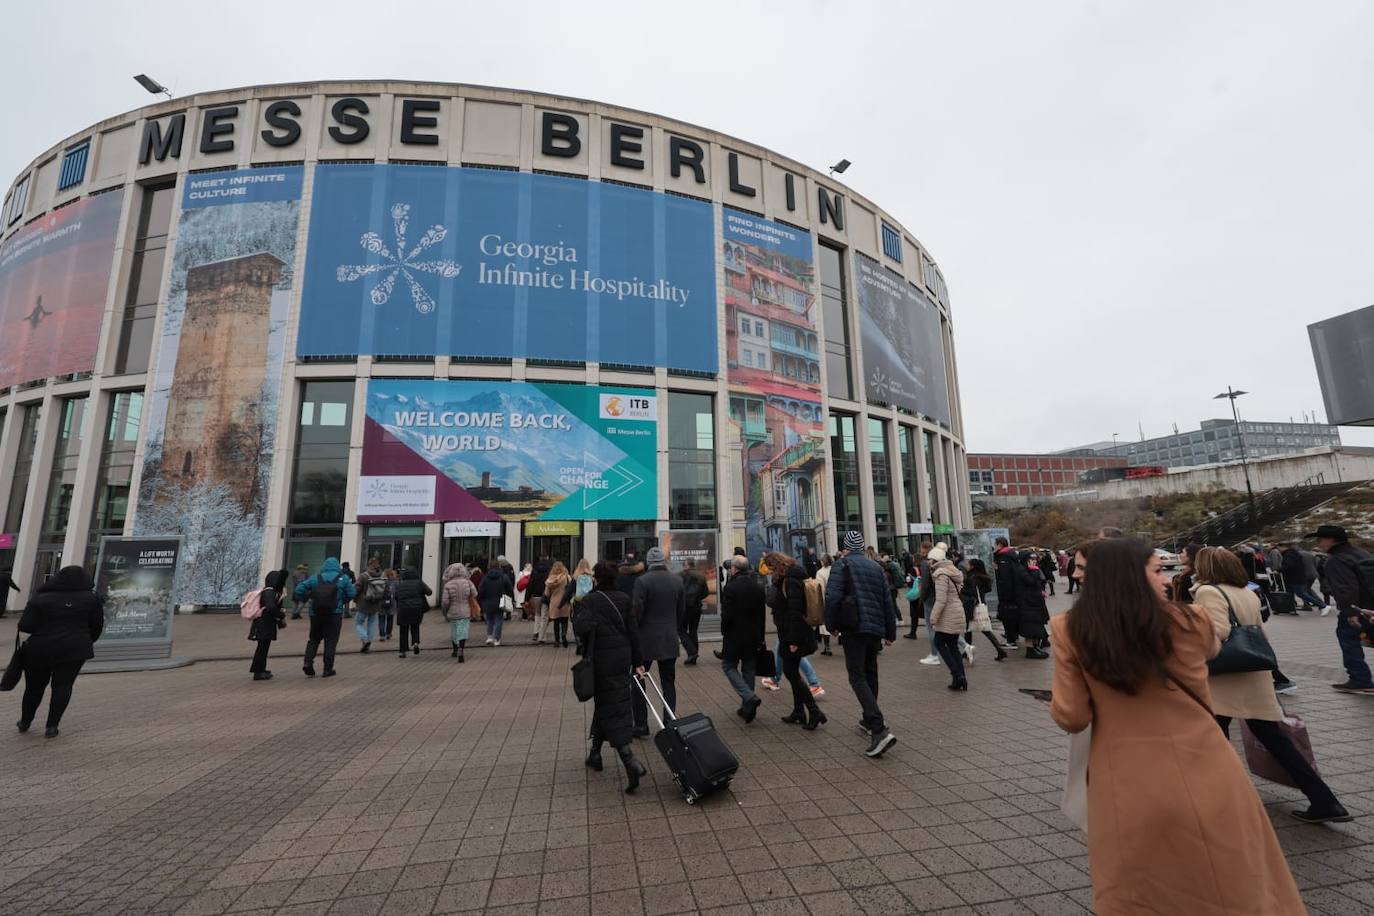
[
  {"x1": 658, "y1": 529, "x2": 718, "y2": 612},
  {"x1": 361, "y1": 379, "x2": 657, "y2": 522},
  {"x1": 957, "y1": 527, "x2": 1011, "y2": 611},
  {"x1": 94, "y1": 537, "x2": 182, "y2": 646},
  {"x1": 134, "y1": 166, "x2": 303, "y2": 605}
]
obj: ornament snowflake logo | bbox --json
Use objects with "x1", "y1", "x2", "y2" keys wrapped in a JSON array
[
  {"x1": 869, "y1": 366, "x2": 891, "y2": 400},
  {"x1": 335, "y1": 203, "x2": 461, "y2": 314}
]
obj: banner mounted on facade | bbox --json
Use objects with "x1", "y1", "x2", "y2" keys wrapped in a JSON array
[
  {"x1": 94, "y1": 536, "x2": 182, "y2": 646},
  {"x1": 0, "y1": 190, "x2": 123, "y2": 388},
  {"x1": 362, "y1": 379, "x2": 657, "y2": 522},
  {"x1": 854, "y1": 253, "x2": 950, "y2": 425},
  {"x1": 135, "y1": 166, "x2": 303, "y2": 605},
  {"x1": 297, "y1": 164, "x2": 717, "y2": 372},
  {"x1": 722, "y1": 211, "x2": 825, "y2": 560}
]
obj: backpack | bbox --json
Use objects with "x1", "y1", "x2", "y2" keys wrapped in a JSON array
[
  {"x1": 801, "y1": 577, "x2": 825, "y2": 628},
  {"x1": 365, "y1": 575, "x2": 388, "y2": 604},
  {"x1": 240, "y1": 588, "x2": 266, "y2": 620},
  {"x1": 312, "y1": 577, "x2": 339, "y2": 614}
]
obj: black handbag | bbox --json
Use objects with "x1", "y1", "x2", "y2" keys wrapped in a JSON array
[
  {"x1": 1204, "y1": 585, "x2": 1277, "y2": 675},
  {"x1": 1, "y1": 636, "x2": 24, "y2": 692},
  {"x1": 837, "y1": 560, "x2": 861, "y2": 632},
  {"x1": 571, "y1": 623, "x2": 596, "y2": 702},
  {"x1": 754, "y1": 644, "x2": 777, "y2": 679}
]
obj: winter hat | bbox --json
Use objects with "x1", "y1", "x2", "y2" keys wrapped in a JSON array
[
  {"x1": 928, "y1": 546, "x2": 947, "y2": 562},
  {"x1": 843, "y1": 530, "x2": 865, "y2": 552},
  {"x1": 645, "y1": 546, "x2": 667, "y2": 568},
  {"x1": 935, "y1": 541, "x2": 948, "y2": 551}
]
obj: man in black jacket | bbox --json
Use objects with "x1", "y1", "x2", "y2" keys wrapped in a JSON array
[
  {"x1": 824, "y1": 530, "x2": 898, "y2": 758},
  {"x1": 0, "y1": 568, "x2": 19, "y2": 618},
  {"x1": 1311, "y1": 525, "x2": 1374, "y2": 694},
  {"x1": 993, "y1": 539, "x2": 1021, "y2": 649},
  {"x1": 679, "y1": 561, "x2": 708, "y2": 665},
  {"x1": 719, "y1": 556, "x2": 766, "y2": 722}
]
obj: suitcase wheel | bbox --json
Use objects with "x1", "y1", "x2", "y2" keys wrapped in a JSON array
[{"x1": 685, "y1": 794, "x2": 697, "y2": 805}]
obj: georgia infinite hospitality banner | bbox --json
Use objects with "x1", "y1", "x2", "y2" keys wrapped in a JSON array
[
  {"x1": 855, "y1": 252, "x2": 951, "y2": 425},
  {"x1": 361, "y1": 379, "x2": 658, "y2": 522},
  {"x1": 298, "y1": 163, "x2": 717, "y2": 372},
  {"x1": 0, "y1": 191, "x2": 123, "y2": 388}
]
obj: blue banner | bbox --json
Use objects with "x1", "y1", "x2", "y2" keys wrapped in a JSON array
[
  {"x1": 182, "y1": 166, "x2": 303, "y2": 209},
  {"x1": 297, "y1": 164, "x2": 717, "y2": 371}
]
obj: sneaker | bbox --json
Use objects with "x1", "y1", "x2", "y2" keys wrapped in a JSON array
[
  {"x1": 902, "y1": 633, "x2": 920, "y2": 639},
  {"x1": 919, "y1": 655, "x2": 942, "y2": 666},
  {"x1": 1331, "y1": 681, "x2": 1374, "y2": 694},
  {"x1": 1320, "y1": 605, "x2": 1332, "y2": 617},
  {"x1": 1000, "y1": 641, "x2": 1019, "y2": 650},
  {"x1": 864, "y1": 729, "x2": 897, "y2": 758},
  {"x1": 963, "y1": 644, "x2": 976, "y2": 665},
  {"x1": 485, "y1": 637, "x2": 495, "y2": 646},
  {"x1": 810, "y1": 685, "x2": 825, "y2": 699},
  {"x1": 742, "y1": 696, "x2": 762, "y2": 724},
  {"x1": 1292, "y1": 805, "x2": 1354, "y2": 824},
  {"x1": 1273, "y1": 680, "x2": 1298, "y2": 695},
  {"x1": 322, "y1": 669, "x2": 337, "y2": 678},
  {"x1": 493, "y1": 640, "x2": 501, "y2": 647},
  {"x1": 761, "y1": 678, "x2": 779, "y2": 691}
]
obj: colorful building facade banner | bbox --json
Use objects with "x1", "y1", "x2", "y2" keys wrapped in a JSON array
[
  {"x1": 135, "y1": 166, "x2": 303, "y2": 605},
  {"x1": 0, "y1": 190, "x2": 123, "y2": 388},
  {"x1": 361, "y1": 379, "x2": 657, "y2": 523},
  {"x1": 854, "y1": 253, "x2": 950, "y2": 425},
  {"x1": 722, "y1": 211, "x2": 826, "y2": 560},
  {"x1": 297, "y1": 164, "x2": 717, "y2": 372}
]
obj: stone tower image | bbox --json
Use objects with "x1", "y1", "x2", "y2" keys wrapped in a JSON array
[{"x1": 160, "y1": 251, "x2": 283, "y2": 509}]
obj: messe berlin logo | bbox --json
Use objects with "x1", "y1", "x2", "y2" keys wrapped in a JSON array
[{"x1": 336, "y1": 203, "x2": 461, "y2": 314}]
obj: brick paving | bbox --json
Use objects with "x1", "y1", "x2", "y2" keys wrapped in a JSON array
[{"x1": 1, "y1": 597, "x2": 1373, "y2": 915}]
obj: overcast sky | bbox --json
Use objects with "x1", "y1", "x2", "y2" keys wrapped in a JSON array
[{"x1": 4, "y1": 0, "x2": 1370, "y2": 451}]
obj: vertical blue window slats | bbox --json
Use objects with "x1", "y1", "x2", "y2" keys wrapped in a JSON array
[{"x1": 57, "y1": 142, "x2": 89, "y2": 191}]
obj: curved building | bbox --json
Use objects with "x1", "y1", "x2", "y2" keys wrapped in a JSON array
[{"x1": 0, "y1": 81, "x2": 970, "y2": 606}]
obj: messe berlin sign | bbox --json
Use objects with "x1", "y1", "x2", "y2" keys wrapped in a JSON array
[{"x1": 360, "y1": 379, "x2": 657, "y2": 522}]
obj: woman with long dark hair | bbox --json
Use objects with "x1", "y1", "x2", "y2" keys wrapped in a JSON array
[
  {"x1": 1050, "y1": 538, "x2": 1302, "y2": 914},
  {"x1": 573, "y1": 561, "x2": 648, "y2": 792},
  {"x1": 961, "y1": 558, "x2": 1006, "y2": 661},
  {"x1": 764, "y1": 552, "x2": 824, "y2": 730},
  {"x1": 249, "y1": 569, "x2": 289, "y2": 680}
]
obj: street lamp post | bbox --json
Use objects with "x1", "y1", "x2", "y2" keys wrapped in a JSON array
[{"x1": 1214, "y1": 386, "x2": 1257, "y2": 529}]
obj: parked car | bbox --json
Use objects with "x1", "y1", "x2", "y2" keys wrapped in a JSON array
[{"x1": 1153, "y1": 548, "x2": 1182, "y2": 568}]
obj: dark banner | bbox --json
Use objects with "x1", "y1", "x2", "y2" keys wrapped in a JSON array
[
  {"x1": 94, "y1": 537, "x2": 182, "y2": 644},
  {"x1": 0, "y1": 191, "x2": 123, "y2": 388},
  {"x1": 855, "y1": 253, "x2": 950, "y2": 425},
  {"x1": 658, "y1": 529, "x2": 718, "y2": 612}
]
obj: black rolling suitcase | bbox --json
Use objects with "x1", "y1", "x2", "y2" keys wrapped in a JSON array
[
  {"x1": 634, "y1": 673, "x2": 738, "y2": 805},
  {"x1": 1268, "y1": 590, "x2": 1297, "y2": 615}
]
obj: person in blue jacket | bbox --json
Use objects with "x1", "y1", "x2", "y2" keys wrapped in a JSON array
[
  {"x1": 824, "y1": 531, "x2": 898, "y2": 758},
  {"x1": 293, "y1": 556, "x2": 356, "y2": 678}
]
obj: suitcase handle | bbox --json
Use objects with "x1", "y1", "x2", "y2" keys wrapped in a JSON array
[{"x1": 632, "y1": 671, "x2": 677, "y2": 724}]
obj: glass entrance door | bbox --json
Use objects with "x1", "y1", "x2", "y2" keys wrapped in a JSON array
[
  {"x1": 597, "y1": 521, "x2": 656, "y2": 565},
  {"x1": 444, "y1": 536, "x2": 502, "y2": 567},
  {"x1": 33, "y1": 546, "x2": 64, "y2": 587},
  {"x1": 521, "y1": 535, "x2": 579, "y2": 571},
  {"x1": 363, "y1": 525, "x2": 424, "y2": 573}
]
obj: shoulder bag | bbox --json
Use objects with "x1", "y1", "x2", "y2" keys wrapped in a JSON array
[
  {"x1": 1202, "y1": 586, "x2": 1277, "y2": 675},
  {"x1": 836, "y1": 560, "x2": 861, "y2": 632},
  {"x1": 0, "y1": 634, "x2": 23, "y2": 691},
  {"x1": 571, "y1": 623, "x2": 597, "y2": 702},
  {"x1": 972, "y1": 587, "x2": 993, "y2": 632}
]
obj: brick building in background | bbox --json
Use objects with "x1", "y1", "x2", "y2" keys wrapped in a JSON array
[{"x1": 967, "y1": 452, "x2": 1128, "y2": 498}]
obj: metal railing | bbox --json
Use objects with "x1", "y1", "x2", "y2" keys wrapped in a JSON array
[{"x1": 1158, "y1": 473, "x2": 1329, "y2": 549}]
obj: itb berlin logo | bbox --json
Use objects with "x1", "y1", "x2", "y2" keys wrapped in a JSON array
[{"x1": 336, "y1": 203, "x2": 461, "y2": 314}]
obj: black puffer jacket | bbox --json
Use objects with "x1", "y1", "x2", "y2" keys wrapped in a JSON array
[
  {"x1": 823, "y1": 553, "x2": 896, "y2": 640},
  {"x1": 18, "y1": 566, "x2": 104, "y2": 667},
  {"x1": 477, "y1": 569, "x2": 509, "y2": 614},
  {"x1": 394, "y1": 568, "x2": 433, "y2": 625},
  {"x1": 994, "y1": 549, "x2": 1020, "y2": 611},
  {"x1": 719, "y1": 572, "x2": 766, "y2": 658},
  {"x1": 770, "y1": 566, "x2": 817, "y2": 655},
  {"x1": 573, "y1": 587, "x2": 642, "y2": 748},
  {"x1": 249, "y1": 569, "x2": 289, "y2": 642},
  {"x1": 1014, "y1": 563, "x2": 1049, "y2": 636}
]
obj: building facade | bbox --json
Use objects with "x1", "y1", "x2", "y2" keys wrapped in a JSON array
[
  {"x1": 966, "y1": 453, "x2": 1129, "y2": 498},
  {"x1": 0, "y1": 81, "x2": 969, "y2": 606},
  {"x1": 1088, "y1": 419, "x2": 1340, "y2": 468}
]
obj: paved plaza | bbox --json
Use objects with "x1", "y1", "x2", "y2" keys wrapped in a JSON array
[{"x1": 2, "y1": 597, "x2": 1374, "y2": 915}]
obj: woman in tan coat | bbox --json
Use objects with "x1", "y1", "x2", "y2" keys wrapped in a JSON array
[
  {"x1": 926, "y1": 546, "x2": 968, "y2": 690},
  {"x1": 1050, "y1": 538, "x2": 1304, "y2": 916},
  {"x1": 1194, "y1": 546, "x2": 1349, "y2": 823},
  {"x1": 543, "y1": 561, "x2": 573, "y2": 648}
]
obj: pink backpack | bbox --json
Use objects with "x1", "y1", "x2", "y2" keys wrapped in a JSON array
[{"x1": 240, "y1": 588, "x2": 266, "y2": 620}]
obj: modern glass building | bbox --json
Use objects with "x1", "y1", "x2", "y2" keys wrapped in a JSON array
[
  {"x1": 1085, "y1": 419, "x2": 1340, "y2": 469},
  {"x1": 0, "y1": 81, "x2": 969, "y2": 606}
]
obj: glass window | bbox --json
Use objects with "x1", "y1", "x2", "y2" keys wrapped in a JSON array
[
  {"x1": 115, "y1": 183, "x2": 176, "y2": 375},
  {"x1": 85, "y1": 392, "x2": 143, "y2": 570},
  {"x1": 829, "y1": 412, "x2": 861, "y2": 540},
  {"x1": 819, "y1": 245, "x2": 852, "y2": 400},
  {"x1": 667, "y1": 391, "x2": 716, "y2": 526},
  {"x1": 923, "y1": 431, "x2": 940, "y2": 524},
  {"x1": 289, "y1": 381, "x2": 353, "y2": 525},
  {"x1": 868, "y1": 418, "x2": 894, "y2": 554},
  {"x1": 58, "y1": 141, "x2": 90, "y2": 192},
  {"x1": 4, "y1": 404, "x2": 42, "y2": 534},
  {"x1": 39, "y1": 397, "x2": 88, "y2": 541}
]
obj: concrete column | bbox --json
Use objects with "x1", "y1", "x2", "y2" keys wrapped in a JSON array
[
  {"x1": 503, "y1": 524, "x2": 522, "y2": 571},
  {"x1": 11, "y1": 393, "x2": 57, "y2": 598},
  {"x1": 853, "y1": 413, "x2": 876, "y2": 548},
  {"x1": 422, "y1": 521, "x2": 441, "y2": 591},
  {"x1": 340, "y1": 374, "x2": 369, "y2": 569},
  {"x1": 887, "y1": 418, "x2": 909, "y2": 544},
  {"x1": 582, "y1": 521, "x2": 599, "y2": 564}
]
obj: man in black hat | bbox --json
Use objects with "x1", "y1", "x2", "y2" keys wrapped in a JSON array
[{"x1": 1309, "y1": 525, "x2": 1374, "y2": 694}]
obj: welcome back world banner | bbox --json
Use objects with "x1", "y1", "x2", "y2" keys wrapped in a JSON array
[
  {"x1": 298, "y1": 164, "x2": 717, "y2": 372},
  {"x1": 360, "y1": 379, "x2": 657, "y2": 522}
]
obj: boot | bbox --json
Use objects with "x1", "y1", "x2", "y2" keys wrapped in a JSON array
[
  {"x1": 1026, "y1": 643, "x2": 1049, "y2": 659},
  {"x1": 618, "y1": 746, "x2": 646, "y2": 793},
  {"x1": 360, "y1": 642, "x2": 370, "y2": 654},
  {"x1": 458, "y1": 641, "x2": 465, "y2": 663},
  {"x1": 451, "y1": 642, "x2": 458, "y2": 658},
  {"x1": 948, "y1": 677, "x2": 968, "y2": 691},
  {"x1": 803, "y1": 707, "x2": 827, "y2": 731},
  {"x1": 585, "y1": 742, "x2": 604, "y2": 771}
]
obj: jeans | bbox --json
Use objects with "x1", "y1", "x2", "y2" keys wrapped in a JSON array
[
  {"x1": 1336, "y1": 616, "x2": 1372, "y2": 686},
  {"x1": 21, "y1": 660, "x2": 84, "y2": 728},
  {"x1": 934, "y1": 632, "x2": 966, "y2": 682},
  {"x1": 354, "y1": 611, "x2": 378, "y2": 644},
  {"x1": 532, "y1": 598, "x2": 549, "y2": 641},
  {"x1": 842, "y1": 633, "x2": 885, "y2": 734},
  {"x1": 773, "y1": 642, "x2": 818, "y2": 687},
  {"x1": 399, "y1": 622, "x2": 421, "y2": 654},
  {"x1": 1292, "y1": 581, "x2": 1324, "y2": 608},
  {"x1": 721, "y1": 651, "x2": 757, "y2": 704},
  {"x1": 250, "y1": 640, "x2": 272, "y2": 673},
  {"x1": 484, "y1": 607, "x2": 504, "y2": 642},
  {"x1": 304, "y1": 613, "x2": 342, "y2": 671},
  {"x1": 924, "y1": 601, "x2": 936, "y2": 651},
  {"x1": 1217, "y1": 716, "x2": 1340, "y2": 810},
  {"x1": 378, "y1": 611, "x2": 394, "y2": 639},
  {"x1": 781, "y1": 646, "x2": 819, "y2": 717},
  {"x1": 633, "y1": 657, "x2": 677, "y2": 729}
]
